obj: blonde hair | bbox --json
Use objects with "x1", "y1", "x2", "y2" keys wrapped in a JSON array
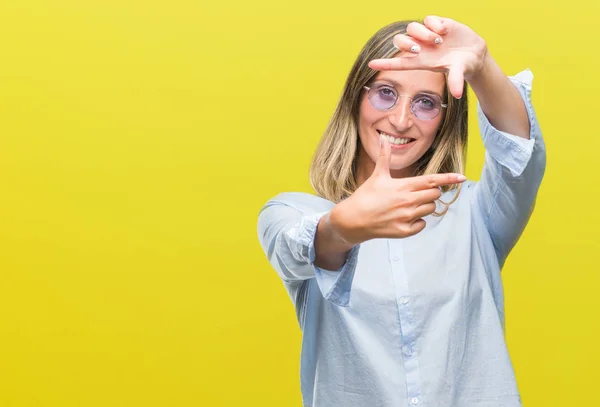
[{"x1": 309, "y1": 20, "x2": 468, "y2": 216}]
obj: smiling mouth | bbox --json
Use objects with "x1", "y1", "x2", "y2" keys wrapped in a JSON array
[{"x1": 377, "y1": 130, "x2": 416, "y2": 146}]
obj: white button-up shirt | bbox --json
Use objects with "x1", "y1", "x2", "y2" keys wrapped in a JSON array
[{"x1": 257, "y1": 70, "x2": 545, "y2": 407}]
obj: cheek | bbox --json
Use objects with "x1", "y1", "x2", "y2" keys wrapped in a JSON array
[
  {"x1": 421, "y1": 120, "x2": 444, "y2": 144},
  {"x1": 358, "y1": 103, "x2": 378, "y2": 141}
]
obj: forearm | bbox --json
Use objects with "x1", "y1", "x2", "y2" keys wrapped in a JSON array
[
  {"x1": 473, "y1": 68, "x2": 546, "y2": 264},
  {"x1": 314, "y1": 208, "x2": 357, "y2": 271},
  {"x1": 258, "y1": 196, "x2": 360, "y2": 307},
  {"x1": 468, "y1": 53, "x2": 530, "y2": 139}
]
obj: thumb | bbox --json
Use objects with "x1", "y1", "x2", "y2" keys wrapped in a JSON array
[
  {"x1": 447, "y1": 64, "x2": 465, "y2": 99},
  {"x1": 373, "y1": 133, "x2": 392, "y2": 178}
]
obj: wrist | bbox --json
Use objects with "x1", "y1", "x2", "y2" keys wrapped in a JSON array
[
  {"x1": 328, "y1": 203, "x2": 360, "y2": 249},
  {"x1": 466, "y1": 50, "x2": 496, "y2": 88},
  {"x1": 314, "y1": 206, "x2": 358, "y2": 271}
]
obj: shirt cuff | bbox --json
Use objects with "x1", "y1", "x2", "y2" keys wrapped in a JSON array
[
  {"x1": 286, "y1": 211, "x2": 360, "y2": 307},
  {"x1": 477, "y1": 69, "x2": 539, "y2": 177}
]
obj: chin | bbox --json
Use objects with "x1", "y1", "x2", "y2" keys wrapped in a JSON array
[{"x1": 389, "y1": 163, "x2": 415, "y2": 172}]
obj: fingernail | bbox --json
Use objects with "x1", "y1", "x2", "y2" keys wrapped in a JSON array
[
  {"x1": 435, "y1": 37, "x2": 443, "y2": 44},
  {"x1": 392, "y1": 40, "x2": 399, "y2": 49},
  {"x1": 457, "y1": 174, "x2": 466, "y2": 181},
  {"x1": 380, "y1": 134, "x2": 384, "y2": 147},
  {"x1": 410, "y1": 44, "x2": 421, "y2": 53}
]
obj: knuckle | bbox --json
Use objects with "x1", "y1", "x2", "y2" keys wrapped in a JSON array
[
  {"x1": 393, "y1": 34, "x2": 405, "y2": 45},
  {"x1": 395, "y1": 192, "x2": 411, "y2": 207},
  {"x1": 427, "y1": 176, "x2": 437, "y2": 189},
  {"x1": 424, "y1": 15, "x2": 438, "y2": 26},
  {"x1": 396, "y1": 223, "x2": 411, "y2": 236},
  {"x1": 406, "y1": 22, "x2": 420, "y2": 34},
  {"x1": 406, "y1": 220, "x2": 424, "y2": 238},
  {"x1": 395, "y1": 210, "x2": 410, "y2": 223},
  {"x1": 407, "y1": 208, "x2": 418, "y2": 221}
]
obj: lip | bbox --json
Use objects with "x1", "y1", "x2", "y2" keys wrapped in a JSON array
[{"x1": 389, "y1": 140, "x2": 415, "y2": 150}]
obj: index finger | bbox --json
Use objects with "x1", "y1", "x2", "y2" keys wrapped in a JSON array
[
  {"x1": 368, "y1": 55, "x2": 424, "y2": 72},
  {"x1": 404, "y1": 173, "x2": 466, "y2": 191}
]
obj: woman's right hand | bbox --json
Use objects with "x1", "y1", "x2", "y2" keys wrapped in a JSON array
[{"x1": 329, "y1": 135, "x2": 466, "y2": 245}]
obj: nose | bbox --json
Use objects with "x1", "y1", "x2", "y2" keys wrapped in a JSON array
[{"x1": 388, "y1": 97, "x2": 413, "y2": 132}]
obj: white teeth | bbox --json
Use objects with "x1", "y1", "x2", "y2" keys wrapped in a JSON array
[{"x1": 380, "y1": 131, "x2": 412, "y2": 145}]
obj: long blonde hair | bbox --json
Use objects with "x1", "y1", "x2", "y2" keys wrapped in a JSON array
[{"x1": 309, "y1": 20, "x2": 469, "y2": 215}]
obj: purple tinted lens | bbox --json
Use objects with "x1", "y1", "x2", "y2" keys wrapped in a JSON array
[
  {"x1": 412, "y1": 95, "x2": 440, "y2": 120},
  {"x1": 370, "y1": 85, "x2": 396, "y2": 110}
]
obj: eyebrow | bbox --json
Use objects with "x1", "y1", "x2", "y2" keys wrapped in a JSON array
[{"x1": 374, "y1": 78, "x2": 443, "y2": 99}]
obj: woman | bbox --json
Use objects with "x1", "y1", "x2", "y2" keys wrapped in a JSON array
[{"x1": 257, "y1": 16, "x2": 545, "y2": 407}]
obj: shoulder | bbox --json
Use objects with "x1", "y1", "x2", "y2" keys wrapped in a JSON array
[
  {"x1": 437, "y1": 180, "x2": 477, "y2": 213},
  {"x1": 462, "y1": 180, "x2": 477, "y2": 191},
  {"x1": 261, "y1": 192, "x2": 335, "y2": 215},
  {"x1": 457, "y1": 180, "x2": 477, "y2": 201}
]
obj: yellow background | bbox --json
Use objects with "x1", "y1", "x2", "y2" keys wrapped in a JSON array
[{"x1": 0, "y1": 0, "x2": 598, "y2": 406}]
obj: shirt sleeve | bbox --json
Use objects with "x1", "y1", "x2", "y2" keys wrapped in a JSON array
[
  {"x1": 472, "y1": 69, "x2": 547, "y2": 267},
  {"x1": 257, "y1": 200, "x2": 360, "y2": 307}
]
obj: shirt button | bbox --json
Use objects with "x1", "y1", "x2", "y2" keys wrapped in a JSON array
[
  {"x1": 393, "y1": 256, "x2": 400, "y2": 261},
  {"x1": 403, "y1": 346, "x2": 413, "y2": 356},
  {"x1": 400, "y1": 297, "x2": 409, "y2": 304},
  {"x1": 411, "y1": 397, "x2": 420, "y2": 405}
]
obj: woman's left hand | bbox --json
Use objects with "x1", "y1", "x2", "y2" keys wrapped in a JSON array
[{"x1": 368, "y1": 16, "x2": 489, "y2": 99}]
